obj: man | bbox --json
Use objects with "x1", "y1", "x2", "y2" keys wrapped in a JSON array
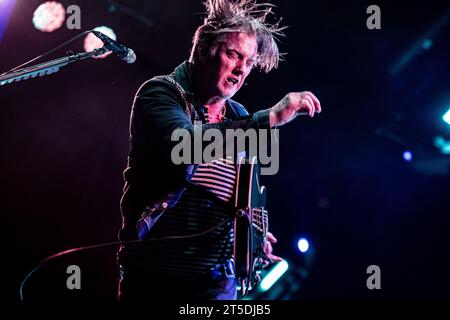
[{"x1": 117, "y1": 0, "x2": 321, "y2": 301}]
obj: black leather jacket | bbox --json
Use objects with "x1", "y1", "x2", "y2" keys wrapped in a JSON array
[{"x1": 119, "y1": 61, "x2": 271, "y2": 241}]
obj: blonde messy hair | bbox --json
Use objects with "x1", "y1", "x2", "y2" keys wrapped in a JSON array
[{"x1": 189, "y1": 0, "x2": 286, "y2": 73}]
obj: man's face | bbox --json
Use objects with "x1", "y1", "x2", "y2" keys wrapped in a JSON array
[{"x1": 208, "y1": 32, "x2": 258, "y2": 100}]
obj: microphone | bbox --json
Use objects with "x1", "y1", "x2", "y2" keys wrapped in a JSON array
[{"x1": 92, "y1": 31, "x2": 136, "y2": 64}]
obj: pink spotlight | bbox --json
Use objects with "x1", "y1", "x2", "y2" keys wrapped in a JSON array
[
  {"x1": 84, "y1": 26, "x2": 116, "y2": 59},
  {"x1": 32, "y1": 1, "x2": 65, "y2": 32}
]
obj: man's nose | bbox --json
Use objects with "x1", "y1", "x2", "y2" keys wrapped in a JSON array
[
  {"x1": 232, "y1": 62, "x2": 244, "y2": 75},
  {"x1": 232, "y1": 66, "x2": 243, "y2": 76}
]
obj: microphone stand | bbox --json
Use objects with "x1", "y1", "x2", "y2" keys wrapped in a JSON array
[{"x1": 0, "y1": 47, "x2": 110, "y2": 86}]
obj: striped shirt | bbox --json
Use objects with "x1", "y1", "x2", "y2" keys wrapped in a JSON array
[
  {"x1": 120, "y1": 109, "x2": 236, "y2": 276},
  {"x1": 191, "y1": 157, "x2": 235, "y2": 202}
]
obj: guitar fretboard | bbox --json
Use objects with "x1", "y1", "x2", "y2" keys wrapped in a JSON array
[{"x1": 252, "y1": 207, "x2": 268, "y2": 234}]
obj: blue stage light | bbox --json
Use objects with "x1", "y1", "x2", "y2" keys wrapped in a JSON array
[
  {"x1": 443, "y1": 108, "x2": 450, "y2": 126},
  {"x1": 297, "y1": 237, "x2": 309, "y2": 253},
  {"x1": 403, "y1": 151, "x2": 413, "y2": 162},
  {"x1": 259, "y1": 260, "x2": 289, "y2": 291}
]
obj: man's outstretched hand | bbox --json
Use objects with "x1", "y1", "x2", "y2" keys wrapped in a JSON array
[{"x1": 269, "y1": 91, "x2": 322, "y2": 127}]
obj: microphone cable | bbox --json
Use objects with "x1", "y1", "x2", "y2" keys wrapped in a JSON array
[
  {"x1": 19, "y1": 216, "x2": 232, "y2": 303},
  {"x1": 1, "y1": 30, "x2": 96, "y2": 76}
]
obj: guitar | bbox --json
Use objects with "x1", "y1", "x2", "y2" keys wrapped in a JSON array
[{"x1": 233, "y1": 156, "x2": 269, "y2": 295}]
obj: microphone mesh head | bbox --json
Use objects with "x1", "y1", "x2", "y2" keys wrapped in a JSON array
[{"x1": 125, "y1": 49, "x2": 136, "y2": 64}]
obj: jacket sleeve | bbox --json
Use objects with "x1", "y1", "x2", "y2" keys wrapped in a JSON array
[{"x1": 130, "y1": 79, "x2": 271, "y2": 165}]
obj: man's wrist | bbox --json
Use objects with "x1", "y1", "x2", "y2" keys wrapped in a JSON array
[
  {"x1": 252, "y1": 109, "x2": 272, "y2": 129},
  {"x1": 269, "y1": 109, "x2": 276, "y2": 128}
]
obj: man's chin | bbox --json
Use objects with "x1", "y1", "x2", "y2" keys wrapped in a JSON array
[{"x1": 219, "y1": 89, "x2": 237, "y2": 100}]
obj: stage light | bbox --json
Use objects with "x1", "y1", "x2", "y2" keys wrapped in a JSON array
[
  {"x1": 83, "y1": 26, "x2": 116, "y2": 59},
  {"x1": 297, "y1": 237, "x2": 309, "y2": 253},
  {"x1": 403, "y1": 151, "x2": 413, "y2": 162},
  {"x1": 443, "y1": 108, "x2": 450, "y2": 126},
  {"x1": 421, "y1": 38, "x2": 433, "y2": 50},
  {"x1": 434, "y1": 136, "x2": 450, "y2": 155},
  {"x1": 259, "y1": 260, "x2": 289, "y2": 292},
  {"x1": 0, "y1": 0, "x2": 16, "y2": 41},
  {"x1": 32, "y1": 1, "x2": 65, "y2": 32}
]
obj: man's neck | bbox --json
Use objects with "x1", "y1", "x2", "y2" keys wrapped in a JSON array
[
  {"x1": 204, "y1": 98, "x2": 226, "y2": 113},
  {"x1": 189, "y1": 61, "x2": 226, "y2": 112},
  {"x1": 204, "y1": 99, "x2": 226, "y2": 123}
]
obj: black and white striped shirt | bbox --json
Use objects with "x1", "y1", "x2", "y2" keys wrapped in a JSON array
[{"x1": 121, "y1": 109, "x2": 236, "y2": 276}]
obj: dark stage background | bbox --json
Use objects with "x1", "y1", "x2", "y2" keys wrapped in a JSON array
[{"x1": 1, "y1": 0, "x2": 449, "y2": 303}]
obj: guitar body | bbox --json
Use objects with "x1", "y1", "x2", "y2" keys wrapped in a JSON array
[{"x1": 234, "y1": 156, "x2": 268, "y2": 295}]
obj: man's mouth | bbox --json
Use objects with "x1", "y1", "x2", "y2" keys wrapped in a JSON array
[{"x1": 226, "y1": 77, "x2": 239, "y2": 86}]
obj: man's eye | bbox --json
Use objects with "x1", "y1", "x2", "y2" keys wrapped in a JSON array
[{"x1": 226, "y1": 50, "x2": 238, "y2": 59}]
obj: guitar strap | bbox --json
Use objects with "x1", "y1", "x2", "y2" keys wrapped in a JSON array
[{"x1": 155, "y1": 75, "x2": 200, "y2": 124}]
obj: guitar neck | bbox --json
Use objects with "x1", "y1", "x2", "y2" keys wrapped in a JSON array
[{"x1": 252, "y1": 207, "x2": 268, "y2": 234}]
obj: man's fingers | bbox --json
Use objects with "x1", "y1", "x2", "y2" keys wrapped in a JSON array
[
  {"x1": 267, "y1": 232, "x2": 277, "y2": 243},
  {"x1": 305, "y1": 91, "x2": 322, "y2": 113},
  {"x1": 264, "y1": 241, "x2": 273, "y2": 254},
  {"x1": 303, "y1": 95, "x2": 316, "y2": 117},
  {"x1": 264, "y1": 232, "x2": 282, "y2": 264},
  {"x1": 267, "y1": 254, "x2": 283, "y2": 262},
  {"x1": 300, "y1": 98, "x2": 314, "y2": 117}
]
